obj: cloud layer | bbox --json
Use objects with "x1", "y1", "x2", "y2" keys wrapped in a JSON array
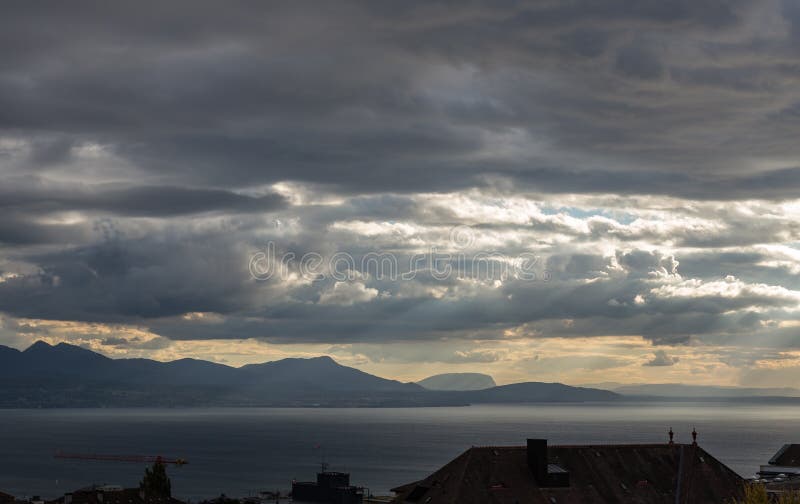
[{"x1": 2, "y1": 0, "x2": 800, "y2": 386}]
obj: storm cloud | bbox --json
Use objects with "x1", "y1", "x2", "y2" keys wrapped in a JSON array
[{"x1": 2, "y1": 0, "x2": 800, "y2": 385}]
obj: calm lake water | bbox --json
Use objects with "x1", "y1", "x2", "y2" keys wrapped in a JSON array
[{"x1": 1, "y1": 403, "x2": 798, "y2": 500}]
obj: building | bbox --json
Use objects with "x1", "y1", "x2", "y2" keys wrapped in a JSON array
[
  {"x1": 0, "y1": 492, "x2": 15, "y2": 504},
  {"x1": 759, "y1": 444, "x2": 800, "y2": 480},
  {"x1": 292, "y1": 471, "x2": 364, "y2": 504},
  {"x1": 50, "y1": 485, "x2": 184, "y2": 504},
  {"x1": 390, "y1": 436, "x2": 744, "y2": 504},
  {"x1": 757, "y1": 443, "x2": 800, "y2": 498}
]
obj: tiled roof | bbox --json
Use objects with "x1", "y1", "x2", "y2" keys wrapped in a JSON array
[{"x1": 391, "y1": 443, "x2": 744, "y2": 504}]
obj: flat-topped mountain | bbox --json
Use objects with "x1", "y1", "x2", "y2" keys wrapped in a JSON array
[{"x1": 417, "y1": 373, "x2": 497, "y2": 391}]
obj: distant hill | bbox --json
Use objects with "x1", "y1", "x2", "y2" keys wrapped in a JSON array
[
  {"x1": 0, "y1": 341, "x2": 620, "y2": 407},
  {"x1": 417, "y1": 373, "x2": 496, "y2": 391},
  {"x1": 604, "y1": 383, "x2": 800, "y2": 398},
  {"x1": 241, "y1": 356, "x2": 419, "y2": 392},
  {"x1": 459, "y1": 382, "x2": 620, "y2": 403}
]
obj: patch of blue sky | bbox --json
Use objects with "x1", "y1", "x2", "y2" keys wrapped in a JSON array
[{"x1": 541, "y1": 206, "x2": 636, "y2": 224}]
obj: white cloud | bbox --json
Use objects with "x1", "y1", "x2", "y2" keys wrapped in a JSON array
[{"x1": 318, "y1": 281, "x2": 381, "y2": 306}]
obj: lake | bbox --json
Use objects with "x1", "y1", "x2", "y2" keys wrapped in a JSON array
[{"x1": 1, "y1": 402, "x2": 798, "y2": 500}]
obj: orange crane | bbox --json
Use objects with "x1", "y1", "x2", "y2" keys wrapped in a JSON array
[{"x1": 54, "y1": 452, "x2": 188, "y2": 466}]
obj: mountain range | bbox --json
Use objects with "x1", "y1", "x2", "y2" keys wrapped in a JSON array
[{"x1": 0, "y1": 341, "x2": 619, "y2": 407}]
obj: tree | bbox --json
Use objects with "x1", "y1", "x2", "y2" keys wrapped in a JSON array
[
  {"x1": 140, "y1": 460, "x2": 172, "y2": 499},
  {"x1": 732, "y1": 483, "x2": 800, "y2": 504}
]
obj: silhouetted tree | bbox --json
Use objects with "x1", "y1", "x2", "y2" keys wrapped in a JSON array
[{"x1": 140, "y1": 460, "x2": 172, "y2": 498}]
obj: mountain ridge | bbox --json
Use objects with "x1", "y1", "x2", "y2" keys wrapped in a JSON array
[{"x1": 0, "y1": 341, "x2": 619, "y2": 407}]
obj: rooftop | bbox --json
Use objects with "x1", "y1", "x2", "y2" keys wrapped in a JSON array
[
  {"x1": 51, "y1": 487, "x2": 183, "y2": 504},
  {"x1": 769, "y1": 444, "x2": 800, "y2": 467},
  {"x1": 391, "y1": 441, "x2": 744, "y2": 504}
]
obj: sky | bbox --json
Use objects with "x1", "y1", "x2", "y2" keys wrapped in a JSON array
[{"x1": 2, "y1": 1, "x2": 800, "y2": 387}]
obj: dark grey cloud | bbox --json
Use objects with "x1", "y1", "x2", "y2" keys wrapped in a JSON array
[
  {"x1": 0, "y1": 215, "x2": 92, "y2": 245},
  {"x1": 99, "y1": 336, "x2": 170, "y2": 350},
  {"x1": 615, "y1": 43, "x2": 664, "y2": 80},
  {"x1": 0, "y1": 0, "x2": 794, "y2": 198},
  {"x1": 678, "y1": 251, "x2": 800, "y2": 290},
  {"x1": 1, "y1": 0, "x2": 799, "y2": 369},
  {"x1": 0, "y1": 231, "x2": 261, "y2": 321},
  {"x1": 0, "y1": 183, "x2": 287, "y2": 218}
]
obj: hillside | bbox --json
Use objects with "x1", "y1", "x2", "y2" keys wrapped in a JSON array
[{"x1": 0, "y1": 341, "x2": 619, "y2": 407}]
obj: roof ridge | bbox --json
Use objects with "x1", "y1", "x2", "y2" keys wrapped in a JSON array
[
  {"x1": 769, "y1": 443, "x2": 792, "y2": 465},
  {"x1": 451, "y1": 446, "x2": 475, "y2": 504},
  {"x1": 468, "y1": 443, "x2": 688, "y2": 449},
  {"x1": 553, "y1": 443, "x2": 687, "y2": 448}
]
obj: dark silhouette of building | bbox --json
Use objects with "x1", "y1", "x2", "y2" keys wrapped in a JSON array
[
  {"x1": 761, "y1": 443, "x2": 800, "y2": 476},
  {"x1": 292, "y1": 471, "x2": 363, "y2": 504},
  {"x1": 391, "y1": 437, "x2": 744, "y2": 503},
  {"x1": 759, "y1": 443, "x2": 800, "y2": 496},
  {"x1": 0, "y1": 492, "x2": 15, "y2": 504},
  {"x1": 50, "y1": 485, "x2": 183, "y2": 504}
]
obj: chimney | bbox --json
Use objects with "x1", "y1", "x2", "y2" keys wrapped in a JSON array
[{"x1": 527, "y1": 439, "x2": 548, "y2": 484}]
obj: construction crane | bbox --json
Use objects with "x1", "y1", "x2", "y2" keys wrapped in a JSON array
[{"x1": 54, "y1": 452, "x2": 188, "y2": 466}]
